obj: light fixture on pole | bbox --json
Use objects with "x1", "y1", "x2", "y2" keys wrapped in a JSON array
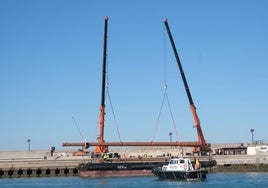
[
  {"x1": 168, "y1": 132, "x2": 173, "y2": 142},
  {"x1": 27, "y1": 139, "x2": 31, "y2": 152},
  {"x1": 250, "y1": 129, "x2": 254, "y2": 144}
]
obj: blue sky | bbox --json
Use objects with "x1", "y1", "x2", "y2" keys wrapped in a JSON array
[{"x1": 0, "y1": 1, "x2": 267, "y2": 151}]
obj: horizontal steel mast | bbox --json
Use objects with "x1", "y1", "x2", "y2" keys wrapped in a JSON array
[{"x1": 62, "y1": 141, "x2": 203, "y2": 148}]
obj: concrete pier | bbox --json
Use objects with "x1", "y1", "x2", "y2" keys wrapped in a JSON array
[
  {"x1": 1, "y1": 144, "x2": 268, "y2": 178},
  {"x1": 0, "y1": 150, "x2": 82, "y2": 178}
]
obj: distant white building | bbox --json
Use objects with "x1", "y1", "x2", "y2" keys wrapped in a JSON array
[{"x1": 247, "y1": 145, "x2": 268, "y2": 155}]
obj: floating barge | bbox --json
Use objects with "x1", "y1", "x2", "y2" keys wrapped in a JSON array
[
  {"x1": 78, "y1": 156, "x2": 216, "y2": 178},
  {"x1": 79, "y1": 161, "x2": 166, "y2": 177}
]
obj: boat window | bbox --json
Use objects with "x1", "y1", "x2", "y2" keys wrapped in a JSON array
[
  {"x1": 170, "y1": 160, "x2": 178, "y2": 164},
  {"x1": 180, "y1": 159, "x2": 185, "y2": 163}
]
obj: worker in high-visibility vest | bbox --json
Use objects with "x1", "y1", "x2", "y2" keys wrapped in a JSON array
[
  {"x1": 195, "y1": 158, "x2": 200, "y2": 169},
  {"x1": 103, "y1": 153, "x2": 109, "y2": 161}
]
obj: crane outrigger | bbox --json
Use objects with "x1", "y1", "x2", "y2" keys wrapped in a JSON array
[{"x1": 62, "y1": 18, "x2": 210, "y2": 155}]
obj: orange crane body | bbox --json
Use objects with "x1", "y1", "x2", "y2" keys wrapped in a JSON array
[
  {"x1": 163, "y1": 19, "x2": 210, "y2": 153},
  {"x1": 190, "y1": 105, "x2": 205, "y2": 144},
  {"x1": 96, "y1": 105, "x2": 106, "y2": 153},
  {"x1": 95, "y1": 16, "x2": 109, "y2": 153}
]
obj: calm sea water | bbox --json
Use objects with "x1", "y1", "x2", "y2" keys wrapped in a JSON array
[{"x1": 0, "y1": 173, "x2": 267, "y2": 188}]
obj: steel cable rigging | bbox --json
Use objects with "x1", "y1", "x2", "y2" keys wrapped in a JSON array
[
  {"x1": 105, "y1": 82, "x2": 122, "y2": 143},
  {"x1": 104, "y1": 44, "x2": 122, "y2": 143},
  {"x1": 152, "y1": 26, "x2": 179, "y2": 142}
]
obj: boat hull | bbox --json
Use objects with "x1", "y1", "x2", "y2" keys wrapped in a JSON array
[
  {"x1": 79, "y1": 162, "x2": 166, "y2": 178},
  {"x1": 80, "y1": 169, "x2": 152, "y2": 177},
  {"x1": 152, "y1": 167, "x2": 207, "y2": 180}
]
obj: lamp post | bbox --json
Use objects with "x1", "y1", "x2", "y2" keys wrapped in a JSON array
[
  {"x1": 27, "y1": 139, "x2": 31, "y2": 152},
  {"x1": 250, "y1": 129, "x2": 254, "y2": 144},
  {"x1": 168, "y1": 132, "x2": 173, "y2": 142}
]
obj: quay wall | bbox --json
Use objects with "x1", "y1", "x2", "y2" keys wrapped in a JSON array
[
  {"x1": 1, "y1": 144, "x2": 268, "y2": 178},
  {"x1": 0, "y1": 150, "x2": 84, "y2": 178},
  {"x1": 211, "y1": 154, "x2": 268, "y2": 172}
]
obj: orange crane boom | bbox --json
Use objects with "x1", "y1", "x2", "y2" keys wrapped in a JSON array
[
  {"x1": 163, "y1": 19, "x2": 210, "y2": 153},
  {"x1": 95, "y1": 16, "x2": 109, "y2": 153}
]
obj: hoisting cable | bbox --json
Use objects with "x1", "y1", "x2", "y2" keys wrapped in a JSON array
[
  {"x1": 105, "y1": 52, "x2": 122, "y2": 143},
  {"x1": 106, "y1": 82, "x2": 122, "y2": 143},
  {"x1": 152, "y1": 84, "x2": 167, "y2": 142},
  {"x1": 165, "y1": 89, "x2": 179, "y2": 141},
  {"x1": 152, "y1": 85, "x2": 179, "y2": 141},
  {"x1": 152, "y1": 26, "x2": 179, "y2": 142},
  {"x1": 72, "y1": 116, "x2": 86, "y2": 142}
]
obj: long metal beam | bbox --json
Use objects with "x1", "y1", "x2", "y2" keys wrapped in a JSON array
[{"x1": 62, "y1": 141, "x2": 202, "y2": 148}]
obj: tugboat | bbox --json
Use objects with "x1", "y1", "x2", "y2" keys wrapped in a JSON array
[{"x1": 152, "y1": 158, "x2": 207, "y2": 180}]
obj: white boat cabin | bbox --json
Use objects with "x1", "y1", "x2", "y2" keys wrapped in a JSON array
[{"x1": 162, "y1": 158, "x2": 194, "y2": 172}]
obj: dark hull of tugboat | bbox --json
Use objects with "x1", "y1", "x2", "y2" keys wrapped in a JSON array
[
  {"x1": 79, "y1": 162, "x2": 167, "y2": 178},
  {"x1": 152, "y1": 167, "x2": 207, "y2": 181}
]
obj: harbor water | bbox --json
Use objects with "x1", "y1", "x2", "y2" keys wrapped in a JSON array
[{"x1": 0, "y1": 173, "x2": 267, "y2": 188}]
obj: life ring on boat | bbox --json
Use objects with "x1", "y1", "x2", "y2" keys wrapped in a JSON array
[{"x1": 183, "y1": 164, "x2": 187, "y2": 170}]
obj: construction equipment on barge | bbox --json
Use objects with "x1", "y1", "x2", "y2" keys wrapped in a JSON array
[{"x1": 62, "y1": 17, "x2": 210, "y2": 156}]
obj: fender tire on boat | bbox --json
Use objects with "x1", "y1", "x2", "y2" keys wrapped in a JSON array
[{"x1": 183, "y1": 173, "x2": 187, "y2": 179}]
